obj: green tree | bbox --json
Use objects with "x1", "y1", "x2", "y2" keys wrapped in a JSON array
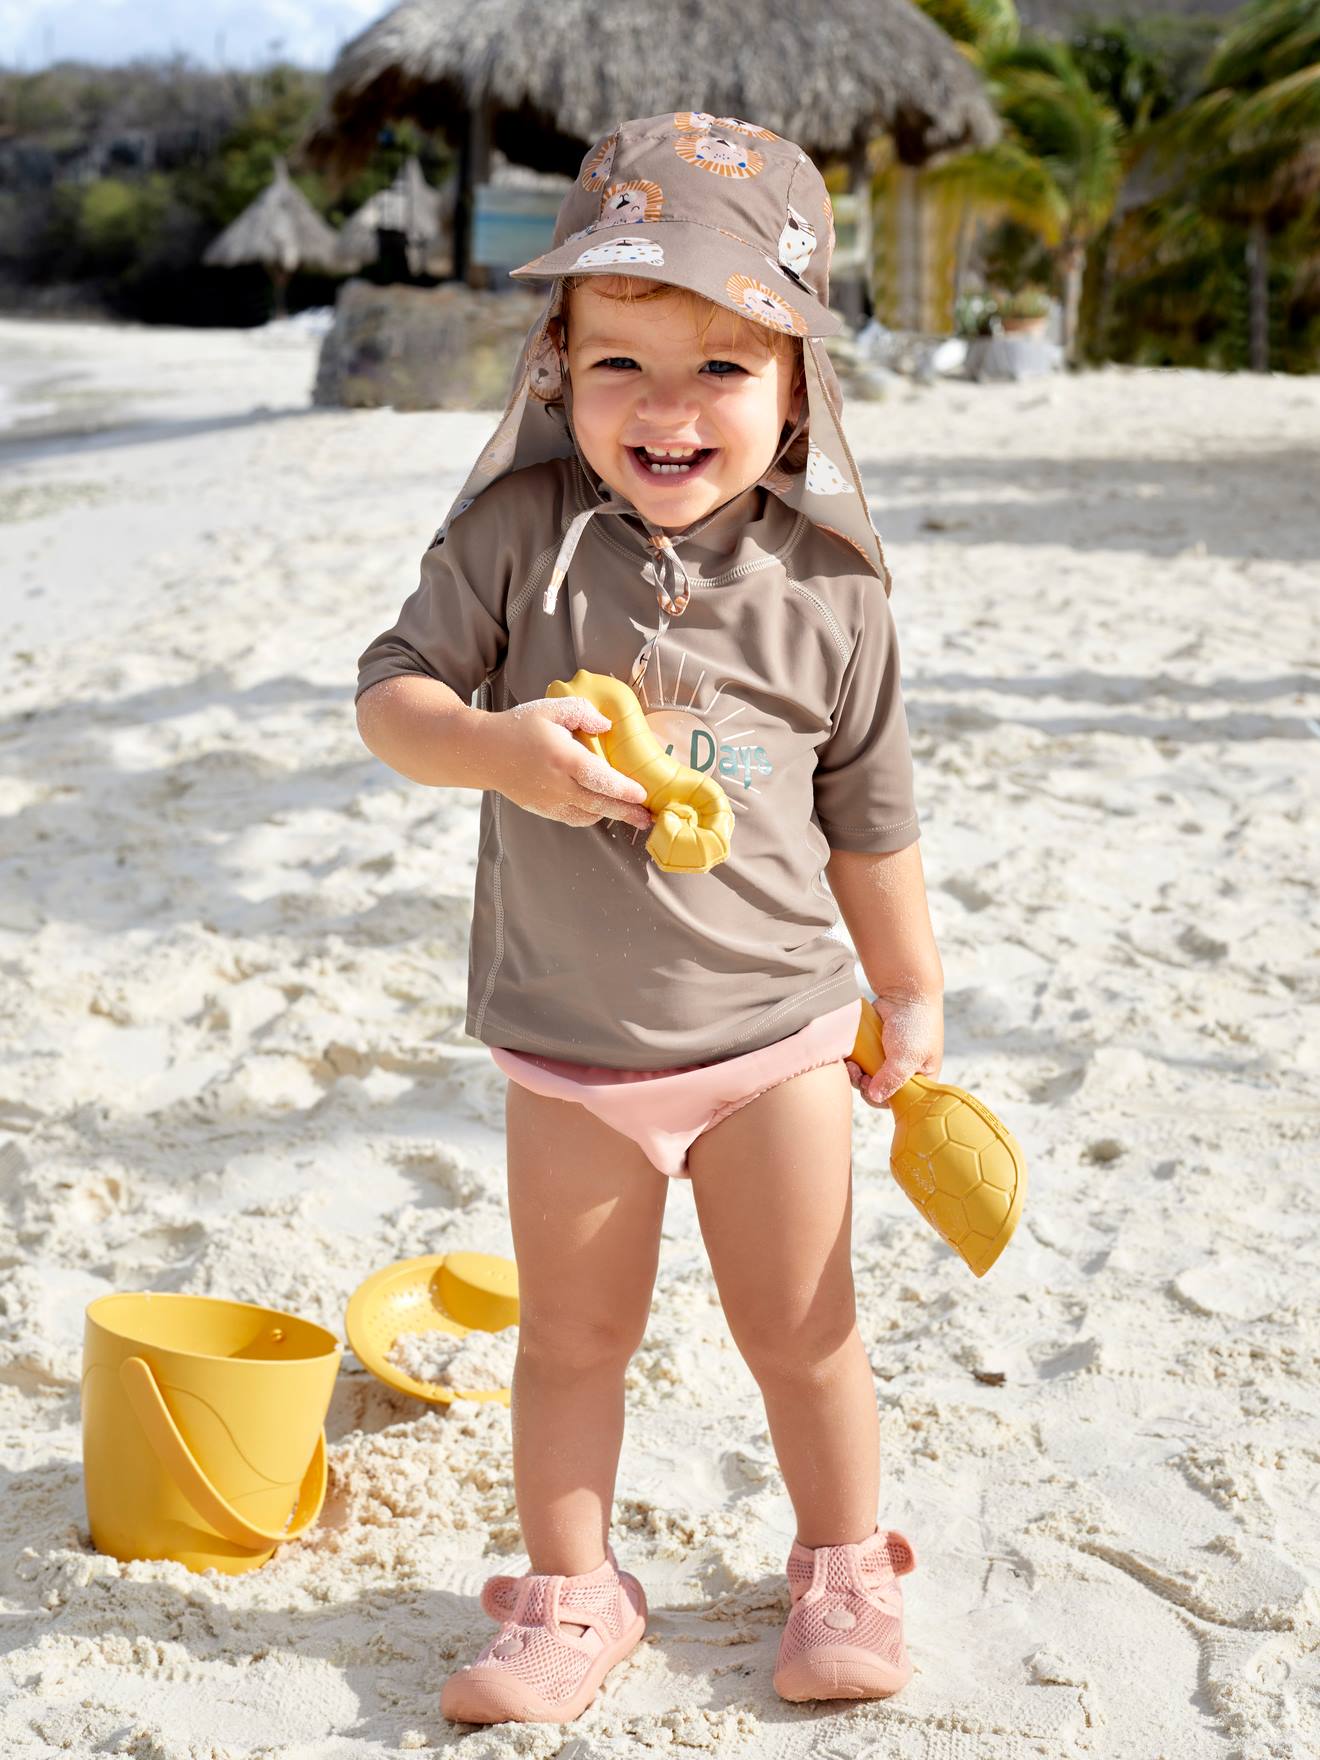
[
  {"x1": 924, "y1": 29, "x2": 1124, "y2": 362},
  {"x1": 917, "y1": 0, "x2": 1020, "y2": 58},
  {"x1": 1062, "y1": 14, "x2": 1191, "y2": 362},
  {"x1": 1136, "y1": 0, "x2": 1320, "y2": 371}
]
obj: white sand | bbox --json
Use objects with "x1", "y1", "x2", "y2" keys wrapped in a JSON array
[{"x1": 1, "y1": 314, "x2": 1317, "y2": 1759}]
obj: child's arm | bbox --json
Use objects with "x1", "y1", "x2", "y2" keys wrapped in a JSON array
[
  {"x1": 356, "y1": 676, "x2": 653, "y2": 830},
  {"x1": 356, "y1": 676, "x2": 502, "y2": 791},
  {"x1": 824, "y1": 843, "x2": 943, "y2": 995},
  {"x1": 825, "y1": 842, "x2": 944, "y2": 1104}
]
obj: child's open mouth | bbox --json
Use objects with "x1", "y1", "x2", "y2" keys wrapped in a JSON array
[{"x1": 628, "y1": 444, "x2": 715, "y2": 484}]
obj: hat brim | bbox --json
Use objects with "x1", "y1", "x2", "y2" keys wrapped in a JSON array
[{"x1": 510, "y1": 219, "x2": 842, "y2": 339}]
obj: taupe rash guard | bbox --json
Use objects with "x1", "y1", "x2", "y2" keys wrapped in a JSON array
[{"x1": 356, "y1": 455, "x2": 919, "y2": 1069}]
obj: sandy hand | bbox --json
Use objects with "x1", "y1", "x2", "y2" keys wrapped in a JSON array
[
  {"x1": 488, "y1": 696, "x2": 655, "y2": 831},
  {"x1": 846, "y1": 991, "x2": 944, "y2": 1110}
]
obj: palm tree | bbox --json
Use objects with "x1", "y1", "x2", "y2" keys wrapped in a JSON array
[
  {"x1": 1066, "y1": 17, "x2": 1194, "y2": 361},
  {"x1": 917, "y1": 0, "x2": 1020, "y2": 60},
  {"x1": 1135, "y1": 0, "x2": 1320, "y2": 371},
  {"x1": 924, "y1": 32, "x2": 1124, "y2": 362}
]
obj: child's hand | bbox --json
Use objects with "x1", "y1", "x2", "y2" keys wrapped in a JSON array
[
  {"x1": 489, "y1": 697, "x2": 655, "y2": 831},
  {"x1": 845, "y1": 990, "x2": 944, "y2": 1110}
]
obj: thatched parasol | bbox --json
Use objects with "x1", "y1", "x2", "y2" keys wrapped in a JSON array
[
  {"x1": 336, "y1": 155, "x2": 457, "y2": 275},
  {"x1": 304, "y1": 0, "x2": 998, "y2": 177},
  {"x1": 204, "y1": 157, "x2": 342, "y2": 314},
  {"x1": 300, "y1": 0, "x2": 999, "y2": 307}
]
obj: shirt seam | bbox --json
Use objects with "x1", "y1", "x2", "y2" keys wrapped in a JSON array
[
  {"x1": 783, "y1": 540, "x2": 852, "y2": 664},
  {"x1": 472, "y1": 787, "x2": 506, "y2": 1039},
  {"x1": 817, "y1": 812, "x2": 919, "y2": 834}
]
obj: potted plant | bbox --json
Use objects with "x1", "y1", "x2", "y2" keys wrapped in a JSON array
[
  {"x1": 993, "y1": 286, "x2": 1052, "y2": 337},
  {"x1": 954, "y1": 292, "x2": 999, "y2": 339}
]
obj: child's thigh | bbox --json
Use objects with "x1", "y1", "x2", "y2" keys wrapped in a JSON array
[
  {"x1": 687, "y1": 1060, "x2": 856, "y2": 1351},
  {"x1": 504, "y1": 1081, "x2": 669, "y2": 1356}
]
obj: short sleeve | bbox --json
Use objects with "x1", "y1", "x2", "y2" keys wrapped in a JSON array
[
  {"x1": 354, "y1": 504, "x2": 512, "y2": 708},
  {"x1": 812, "y1": 592, "x2": 920, "y2": 853}
]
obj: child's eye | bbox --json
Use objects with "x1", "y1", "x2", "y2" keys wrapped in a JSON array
[
  {"x1": 702, "y1": 360, "x2": 746, "y2": 377},
  {"x1": 594, "y1": 356, "x2": 638, "y2": 371}
]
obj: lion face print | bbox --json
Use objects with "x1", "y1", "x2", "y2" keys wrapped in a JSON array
[
  {"x1": 476, "y1": 431, "x2": 517, "y2": 477},
  {"x1": 599, "y1": 180, "x2": 664, "y2": 227},
  {"x1": 724, "y1": 272, "x2": 807, "y2": 335},
  {"x1": 580, "y1": 135, "x2": 616, "y2": 191},
  {"x1": 674, "y1": 111, "x2": 777, "y2": 140},
  {"x1": 778, "y1": 206, "x2": 817, "y2": 278},
  {"x1": 526, "y1": 330, "x2": 563, "y2": 403},
  {"x1": 674, "y1": 132, "x2": 764, "y2": 178},
  {"x1": 573, "y1": 235, "x2": 665, "y2": 268},
  {"x1": 805, "y1": 442, "x2": 853, "y2": 495}
]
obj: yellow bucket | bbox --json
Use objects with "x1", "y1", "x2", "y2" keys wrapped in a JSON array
[{"x1": 82, "y1": 1292, "x2": 341, "y2": 1576}]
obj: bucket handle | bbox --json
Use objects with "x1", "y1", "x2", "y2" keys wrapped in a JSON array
[{"x1": 119, "y1": 1355, "x2": 327, "y2": 1550}]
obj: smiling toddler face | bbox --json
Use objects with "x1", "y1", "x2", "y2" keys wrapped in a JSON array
[{"x1": 561, "y1": 276, "x2": 804, "y2": 532}]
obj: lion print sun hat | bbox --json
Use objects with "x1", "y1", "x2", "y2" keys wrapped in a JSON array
[
  {"x1": 511, "y1": 110, "x2": 842, "y2": 339},
  {"x1": 433, "y1": 111, "x2": 891, "y2": 691}
]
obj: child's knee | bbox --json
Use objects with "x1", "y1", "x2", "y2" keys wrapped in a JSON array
[
  {"x1": 731, "y1": 1306, "x2": 859, "y2": 1385},
  {"x1": 517, "y1": 1309, "x2": 645, "y2": 1375}
]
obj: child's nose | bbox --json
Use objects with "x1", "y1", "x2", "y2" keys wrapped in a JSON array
[{"x1": 635, "y1": 382, "x2": 702, "y2": 426}]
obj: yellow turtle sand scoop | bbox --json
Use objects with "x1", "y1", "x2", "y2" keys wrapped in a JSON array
[
  {"x1": 81, "y1": 1291, "x2": 340, "y2": 1576},
  {"x1": 853, "y1": 998, "x2": 1027, "y2": 1278}
]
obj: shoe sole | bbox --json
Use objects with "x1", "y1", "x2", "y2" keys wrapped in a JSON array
[
  {"x1": 441, "y1": 1578, "x2": 648, "y2": 1724},
  {"x1": 774, "y1": 1645, "x2": 912, "y2": 1702}
]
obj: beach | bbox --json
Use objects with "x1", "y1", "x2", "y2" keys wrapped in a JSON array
[{"x1": 1, "y1": 314, "x2": 1317, "y2": 1759}]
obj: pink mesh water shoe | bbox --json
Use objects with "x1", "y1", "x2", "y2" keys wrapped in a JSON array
[
  {"x1": 440, "y1": 1543, "x2": 648, "y2": 1724},
  {"x1": 773, "y1": 1526, "x2": 917, "y2": 1702}
]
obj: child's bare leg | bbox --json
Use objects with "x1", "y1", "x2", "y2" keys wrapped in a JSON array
[
  {"x1": 504, "y1": 1081, "x2": 668, "y2": 1576},
  {"x1": 687, "y1": 1060, "x2": 879, "y2": 1547}
]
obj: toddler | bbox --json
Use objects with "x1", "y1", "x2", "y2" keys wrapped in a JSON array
[{"x1": 355, "y1": 112, "x2": 944, "y2": 1724}]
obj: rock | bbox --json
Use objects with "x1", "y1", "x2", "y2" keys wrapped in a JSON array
[
  {"x1": 313, "y1": 279, "x2": 547, "y2": 411},
  {"x1": 822, "y1": 327, "x2": 894, "y2": 400}
]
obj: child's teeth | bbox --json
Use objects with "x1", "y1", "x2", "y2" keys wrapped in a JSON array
[{"x1": 641, "y1": 446, "x2": 703, "y2": 473}]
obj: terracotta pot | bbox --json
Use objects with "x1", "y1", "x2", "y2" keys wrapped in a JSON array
[{"x1": 1000, "y1": 315, "x2": 1049, "y2": 336}]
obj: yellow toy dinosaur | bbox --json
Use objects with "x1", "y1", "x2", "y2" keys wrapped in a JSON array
[{"x1": 545, "y1": 670, "x2": 734, "y2": 874}]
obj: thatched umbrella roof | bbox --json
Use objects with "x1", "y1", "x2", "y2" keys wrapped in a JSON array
[
  {"x1": 302, "y1": 0, "x2": 1000, "y2": 180},
  {"x1": 336, "y1": 155, "x2": 457, "y2": 272},
  {"x1": 204, "y1": 157, "x2": 341, "y2": 274}
]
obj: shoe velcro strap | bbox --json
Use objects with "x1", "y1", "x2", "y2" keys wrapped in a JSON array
[{"x1": 551, "y1": 1578, "x2": 623, "y2": 1641}]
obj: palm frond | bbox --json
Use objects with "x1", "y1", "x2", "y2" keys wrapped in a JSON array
[
  {"x1": 1233, "y1": 63, "x2": 1320, "y2": 146},
  {"x1": 916, "y1": 0, "x2": 1019, "y2": 57},
  {"x1": 1204, "y1": 0, "x2": 1320, "y2": 91},
  {"x1": 924, "y1": 138, "x2": 1066, "y2": 240},
  {"x1": 988, "y1": 60, "x2": 1124, "y2": 238}
]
